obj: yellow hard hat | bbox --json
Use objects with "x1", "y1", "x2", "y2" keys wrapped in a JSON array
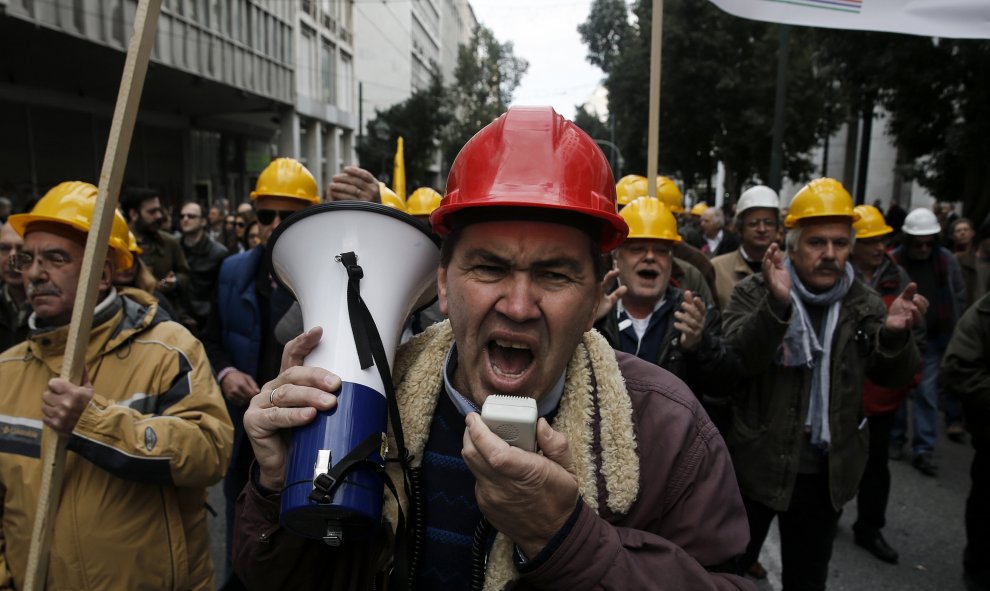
[
  {"x1": 8, "y1": 181, "x2": 133, "y2": 270},
  {"x1": 250, "y1": 158, "x2": 319, "y2": 204},
  {"x1": 852, "y1": 205, "x2": 893, "y2": 239},
  {"x1": 379, "y1": 183, "x2": 407, "y2": 212},
  {"x1": 406, "y1": 187, "x2": 442, "y2": 216},
  {"x1": 690, "y1": 202, "x2": 709, "y2": 216},
  {"x1": 615, "y1": 175, "x2": 648, "y2": 206},
  {"x1": 125, "y1": 229, "x2": 143, "y2": 255},
  {"x1": 619, "y1": 197, "x2": 682, "y2": 244},
  {"x1": 784, "y1": 178, "x2": 860, "y2": 229},
  {"x1": 656, "y1": 176, "x2": 684, "y2": 213}
]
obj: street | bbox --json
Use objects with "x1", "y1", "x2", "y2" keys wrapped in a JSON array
[{"x1": 756, "y1": 429, "x2": 975, "y2": 591}]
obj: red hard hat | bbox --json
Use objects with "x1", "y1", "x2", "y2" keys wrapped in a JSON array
[{"x1": 430, "y1": 106, "x2": 628, "y2": 252}]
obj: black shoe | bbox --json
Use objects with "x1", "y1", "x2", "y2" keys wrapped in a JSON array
[
  {"x1": 855, "y1": 530, "x2": 900, "y2": 564},
  {"x1": 913, "y1": 452, "x2": 939, "y2": 477},
  {"x1": 948, "y1": 424, "x2": 967, "y2": 443}
]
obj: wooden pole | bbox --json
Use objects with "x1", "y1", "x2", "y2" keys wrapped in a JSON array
[
  {"x1": 646, "y1": 0, "x2": 664, "y2": 199},
  {"x1": 23, "y1": 0, "x2": 163, "y2": 586}
]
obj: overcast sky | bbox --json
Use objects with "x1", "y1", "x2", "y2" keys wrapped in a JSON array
[{"x1": 468, "y1": 0, "x2": 606, "y2": 120}]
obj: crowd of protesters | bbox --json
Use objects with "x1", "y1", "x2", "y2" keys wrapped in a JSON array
[{"x1": 0, "y1": 115, "x2": 988, "y2": 591}]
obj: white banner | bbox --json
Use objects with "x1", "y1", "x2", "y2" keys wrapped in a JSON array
[{"x1": 707, "y1": 0, "x2": 990, "y2": 39}]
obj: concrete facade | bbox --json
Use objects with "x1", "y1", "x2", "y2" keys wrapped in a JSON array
[
  {"x1": 780, "y1": 108, "x2": 934, "y2": 212},
  {"x1": 352, "y1": 0, "x2": 475, "y2": 137},
  {"x1": 0, "y1": 0, "x2": 356, "y2": 208}
]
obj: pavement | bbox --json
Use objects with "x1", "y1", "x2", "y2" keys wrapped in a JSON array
[{"x1": 753, "y1": 428, "x2": 975, "y2": 591}]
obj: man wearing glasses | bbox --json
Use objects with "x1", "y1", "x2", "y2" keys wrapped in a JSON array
[
  {"x1": 0, "y1": 182, "x2": 232, "y2": 588},
  {"x1": 178, "y1": 201, "x2": 228, "y2": 334},
  {"x1": 712, "y1": 185, "x2": 781, "y2": 311},
  {"x1": 202, "y1": 157, "x2": 320, "y2": 588},
  {"x1": 0, "y1": 221, "x2": 29, "y2": 350},
  {"x1": 891, "y1": 207, "x2": 967, "y2": 477},
  {"x1": 121, "y1": 188, "x2": 191, "y2": 315}
]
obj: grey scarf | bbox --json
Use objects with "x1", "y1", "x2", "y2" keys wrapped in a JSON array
[{"x1": 777, "y1": 259, "x2": 854, "y2": 448}]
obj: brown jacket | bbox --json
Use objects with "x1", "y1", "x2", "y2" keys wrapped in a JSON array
[{"x1": 233, "y1": 322, "x2": 753, "y2": 590}]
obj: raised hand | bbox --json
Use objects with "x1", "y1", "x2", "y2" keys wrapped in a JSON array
[
  {"x1": 674, "y1": 289, "x2": 706, "y2": 351},
  {"x1": 762, "y1": 243, "x2": 791, "y2": 303},
  {"x1": 595, "y1": 267, "x2": 627, "y2": 322},
  {"x1": 885, "y1": 282, "x2": 929, "y2": 333}
]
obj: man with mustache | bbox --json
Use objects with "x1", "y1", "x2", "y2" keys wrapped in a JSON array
[
  {"x1": 0, "y1": 182, "x2": 232, "y2": 588},
  {"x1": 724, "y1": 178, "x2": 924, "y2": 591},
  {"x1": 0, "y1": 221, "x2": 30, "y2": 350},
  {"x1": 232, "y1": 107, "x2": 754, "y2": 590}
]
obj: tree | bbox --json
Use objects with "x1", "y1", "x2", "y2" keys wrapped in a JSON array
[
  {"x1": 578, "y1": 0, "x2": 631, "y2": 75},
  {"x1": 580, "y1": 0, "x2": 838, "y2": 199},
  {"x1": 356, "y1": 68, "x2": 450, "y2": 189},
  {"x1": 881, "y1": 39, "x2": 990, "y2": 227},
  {"x1": 442, "y1": 24, "x2": 529, "y2": 171},
  {"x1": 813, "y1": 31, "x2": 990, "y2": 226}
]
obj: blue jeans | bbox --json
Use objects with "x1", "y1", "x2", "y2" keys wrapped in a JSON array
[{"x1": 891, "y1": 345, "x2": 941, "y2": 456}]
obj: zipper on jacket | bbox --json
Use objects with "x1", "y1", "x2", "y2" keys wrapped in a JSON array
[{"x1": 159, "y1": 487, "x2": 176, "y2": 590}]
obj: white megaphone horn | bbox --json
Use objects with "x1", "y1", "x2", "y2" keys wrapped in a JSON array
[{"x1": 266, "y1": 201, "x2": 441, "y2": 544}]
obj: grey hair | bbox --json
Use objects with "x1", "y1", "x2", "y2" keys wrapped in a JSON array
[
  {"x1": 704, "y1": 208, "x2": 724, "y2": 228},
  {"x1": 785, "y1": 224, "x2": 856, "y2": 252}
]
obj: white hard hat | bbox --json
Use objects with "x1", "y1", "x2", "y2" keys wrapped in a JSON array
[
  {"x1": 902, "y1": 208, "x2": 941, "y2": 236},
  {"x1": 736, "y1": 185, "x2": 780, "y2": 218}
]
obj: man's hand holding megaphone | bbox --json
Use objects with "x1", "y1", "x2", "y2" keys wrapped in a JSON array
[{"x1": 245, "y1": 326, "x2": 340, "y2": 491}]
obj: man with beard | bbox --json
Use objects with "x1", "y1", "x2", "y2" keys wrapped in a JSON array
[
  {"x1": 121, "y1": 188, "x2": 190, "y2": 313},
  {"x1": 231, "y1": 107, "x2": 753, "y2": 590},
  {"x1": 712, "y1": 185, "x2": 780, "y2": 311},
  {"x1": 0, "y1": 221, "x2": 30, "y2": 349},
  {"x1": 0, "y1": 182, "x2": 232, "y2": 588},
  {"x1": 724, "y1": 178, "x2": 923, "y2": 590},
  {"x1": 178, "y1": 201, "x2": 228, "y2": 333}
]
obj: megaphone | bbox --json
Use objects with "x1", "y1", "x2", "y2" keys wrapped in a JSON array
[{"x1": 266, "y1": 201, "x2": 441, "y2": 544}]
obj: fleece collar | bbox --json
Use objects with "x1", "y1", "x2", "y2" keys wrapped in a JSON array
[{"x1": 384, "y1": 320, "x2": 639, "y2": 591}]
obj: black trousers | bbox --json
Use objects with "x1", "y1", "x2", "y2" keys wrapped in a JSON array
[
  {"x1": 966, "y1": 437, "x2": 990, "y2": 586},
  {"x1": 854, "y1": 412, "x2": 894, "y2": 534},
  {"x1": 740, "y1": 472, "x2": 841, "y2": 591}
]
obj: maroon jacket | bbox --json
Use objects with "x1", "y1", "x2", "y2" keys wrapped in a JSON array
[{"x1": 232, "y1": 335, "x2": 753, "y2": 591}]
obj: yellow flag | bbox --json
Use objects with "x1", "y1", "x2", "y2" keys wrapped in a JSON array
[{"x1": 393, "y1": 136, "x2": 406, "y2": 201}]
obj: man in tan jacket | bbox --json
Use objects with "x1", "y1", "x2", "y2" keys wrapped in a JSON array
[{"x1": 712, "y1": 185, "x2": 780, "y2": 310}]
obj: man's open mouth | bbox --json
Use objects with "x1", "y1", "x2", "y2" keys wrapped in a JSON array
[
  {"x1": 488, "y1": 339, "x2": 534, "y2": 377},
  {"x1": 637, "y1": 269, "x2": 660, "y2": 280}
]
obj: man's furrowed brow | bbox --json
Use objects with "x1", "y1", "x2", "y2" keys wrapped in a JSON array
[{"x1": 461, "y1": 247, "x2": 509, "y2": 266}]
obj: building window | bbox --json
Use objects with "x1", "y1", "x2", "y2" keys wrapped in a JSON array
[
  {"x1": 300, "y1": 25, "x2": 317, "y2": 98},
  {"x1": 339, "y1": 51, "x2": 352, "y2": 112},
  {"x1": 321, "y1": 40, "x2": 336, "y2": 105}
]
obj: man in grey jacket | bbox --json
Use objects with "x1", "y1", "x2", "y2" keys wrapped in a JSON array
[
  {"x1": 724, "y1": 178, "x2": 924, "y2": 591},
  {"x1": 232, "y1": 107, "x2": 753, "y2": 590}
]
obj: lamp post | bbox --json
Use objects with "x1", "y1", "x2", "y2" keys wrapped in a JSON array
[
  {"x1": 372, "y1": 120, "x2": 390, "y2": 183},
  {"x1": 594, "y1": 139, "x2": 624, "y2": 178}
]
